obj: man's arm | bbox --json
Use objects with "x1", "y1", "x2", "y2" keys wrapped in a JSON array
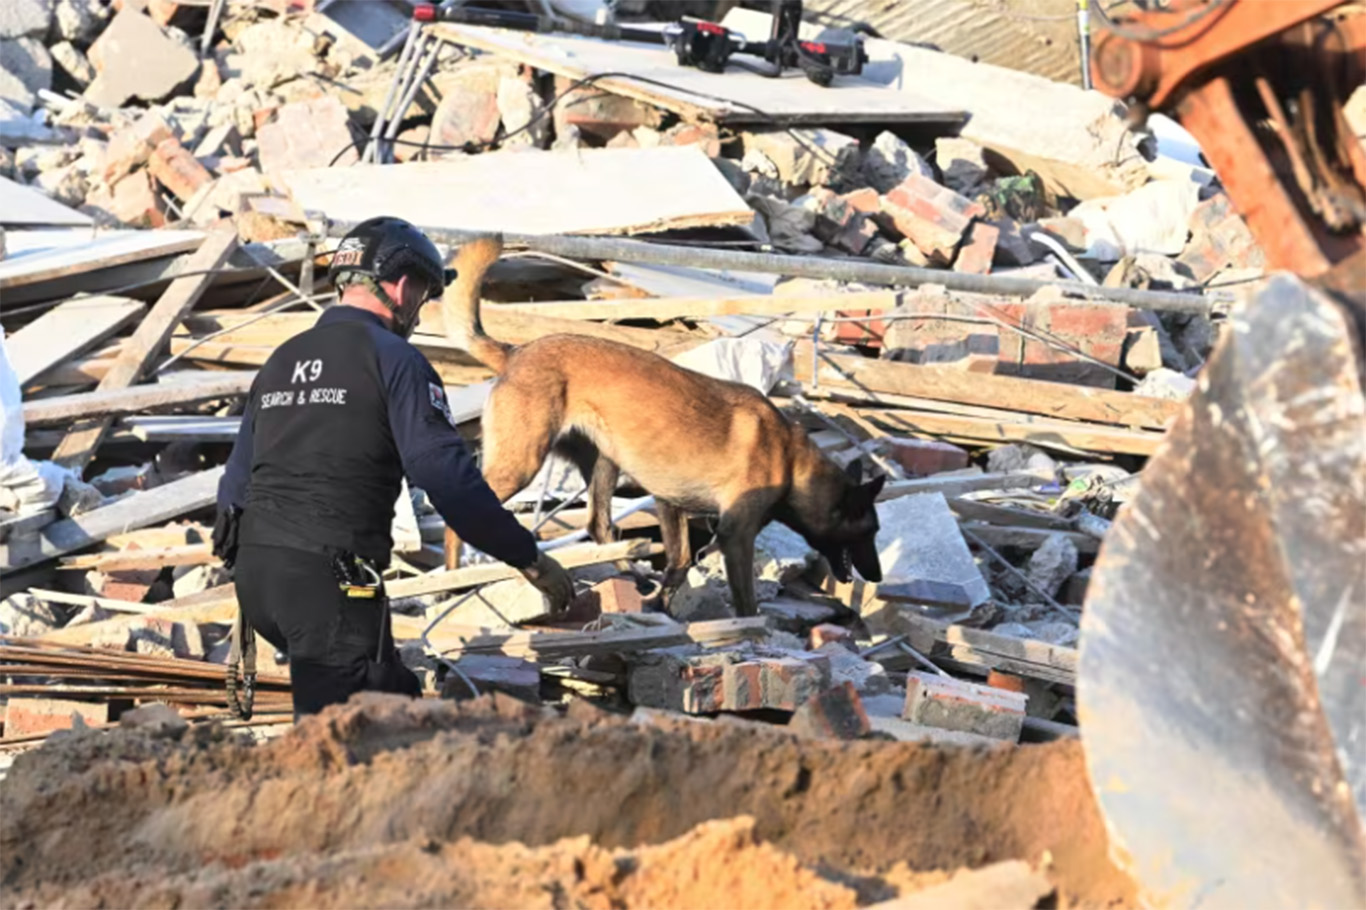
[
  {"x1": 217, "y1": 385, "x2": 256, "y2": 511},
  {"x1": 382, "y1": 347, "x2": 540, "y2": 569}
]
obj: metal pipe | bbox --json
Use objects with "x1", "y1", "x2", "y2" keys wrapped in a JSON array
[
  {"x1": 381, "y1": 35, "x2": 442, "y2": 159},
  {"x1": 366, "y1": 19, "x2": 423, "y2": 163},
  {"x1": 324, "y1": 221, "x2": 1224, "y2": 315}
]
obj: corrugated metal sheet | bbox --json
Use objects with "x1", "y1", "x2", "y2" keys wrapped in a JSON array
[{"x1": 804, "y1": 0, "x2": 1085, "y2": 86}]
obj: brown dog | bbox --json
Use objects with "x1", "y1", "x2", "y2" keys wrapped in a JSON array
[{"x1": 443, "y1": 236, "x2": 884, "y2": 616}]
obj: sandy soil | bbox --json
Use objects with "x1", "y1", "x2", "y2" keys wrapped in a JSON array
[{"x1": 0, "y1": 694, "x2": 1135, "y2": 908}]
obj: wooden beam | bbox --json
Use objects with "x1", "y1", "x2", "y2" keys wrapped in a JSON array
[
  {"x1": 857, "y1": 406, "x2": 1161, "y2": 456},
  {"x1": 164, "y1": 339, "x2": 493, "y2": 387},
  {"x1": 0, "y1": 467, "x2": 223, "y2": 572},
  {"x1": 492, "y1": 289, "x2": 899, "y2": 322},
  {"x1": 7, "y1": 297, "x2": 145, "y2": 386},
  {"x1": 37, "y1": 583, "x2": 238, "y2": 646},
  {"x1": 419, "y1": 616, "x2": 770, "y2": 658},
  {"x1": 23, "y1": 341, "x2": 123, "y2": 391},
  {"x1": 25, "y1": 588, "x2": 177, "y2": 615},
  {"x1": 59, "y1": 543, "x2": 216, "y2": 572},
  {"x1": 957, "y1": 522, "x2": 1100, "y2": 555},
  {"x1": 22, "y1": 372, "x2": 255, "y2": 425},
  {"x1": 51, "y1": 229, "x2": 239, "y2": 472},
  {"x1": 877, "y1": 471, "x2": 1047, "y2": 503},
  {"x1": 389, "y1": 539, "x2": 662, "y2": 599},
  {"x1": 876, "y1": 609, "x2": 1078, "y2": 685},
  {"x1": 791, "y1": 350, "x2": 1178, "y2": 431}
]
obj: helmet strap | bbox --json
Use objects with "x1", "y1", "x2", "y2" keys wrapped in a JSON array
[{"x1": 353, "y1": 274, "x2": 419, "y2": 337}]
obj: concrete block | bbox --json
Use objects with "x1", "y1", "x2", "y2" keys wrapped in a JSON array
[
  {"x1": 443, "y1": 577, "x2": 551, "y2": 629},
  {"x1": 496, "y1": 74, "x2": 546, "y2": 148},
  {"x1": 1178, "y1": 191, "x2": 1264, "y2": 281},
  {"x1": 882, "y1": 437, "x2": 970, "y2": 477},
  {"x1": 442, "y1": 654, "x2": 540, "y2": 703},
  {"x1": 84, "y1": 8, "x2": 199, "y2": 108},
  {"x1": 903, "y1": 670, "x2": 1027, "y2": 740},
  {"x1": 551, "y1": 73, "x2": 660, "y2": 143},
  {"x1": 49, "y1": 39, "x2": 92, "y2": 88},
  {"x1": 148, "y1": 136, "x2": 211, "y2": 202},
  {"x1": 1070, "y1": 178, "x2": 1200, "y2": 260},
  {"x1": 129, "y1": 617, "x2": 203, "y2": 660},
  {"x1": 0, "y1": 0, "x2": 52, "y2": 39},
  {"x1": 879, "y1": 175, "x2": 984, "y2": 265},
  {"x1": 627, "y1": 648, "x2": 728, "y2": 714},
  {"x1": 754, "y1": 523, "x2": 818, "y2": 585},
  {"x1": 819, "y1": 641, "x2": 891, "y2": 695},
  {"x1": 431, "y1": 64, "x2": 508, "y2": 149},
  {"x1": 0, "y1": 37, "x2": 52, "y2": 98},
  {"x1": 629, "y1": 647, "x2": 831, "y2": 714},
  {"x1": 4, "y1": 698, "x2": 106, "y2": 739},
  {"x1": 759, "y1": 597, "x2": 838, "y2": 633},
  {"x1": 760, "y1": 654, "x2": 830, "y2": 710},
  {"x1": 789, "y1": 681, "x2": 871, "y2": 740},
  {"x1": 1031, "y1": 216, "x2": 1086, "y2": 251},
  {"x1": 661, "y1": 121, "x2": 720, "y2": 157},
  {"x1": 935, "y1": 136, "x2": 989, "y2": 194},
  {"x1": 256, "y1": 95, "x2": 356, "y2": 173},
  {"x1": 810, "y1": 623, "x2": 854, "y2": 650},
  {"x1": 863, "y1": 130, "x2": 934, "y2": 193},
  {"x1": 102, "y1": 110, "x2": 174, "y2": 184},
  {"x1": 875, "y1": 493, "x2": 991, "y2": 608},
  {"x1": 171, "y1": 564, "x2": 229, "y2": 600},
  {"x1": 0, "y1": 592, "x2": 62, "y2": 637},
  {"x1": 953, "y1": 220, "x2": 998, "y2": 274},
  {"x1": 742, "y1": 127, "x2": 860, "y2": 189}
]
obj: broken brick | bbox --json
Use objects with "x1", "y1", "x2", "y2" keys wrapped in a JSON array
[
  {"x1": 789, "y1": 682, "x2": 871, "y2": 740},
  {"x1": 953, "y1": 220, "x2": 998, "y2": 274},
  {"x1": 662, "y1": 122, "x2": 721, "y2": 157},
  {"x1": 148, "y1": 136, "x2": 211, "y2": 202},
  {"x1": 879, "y1": 175, "x2": 984, "y2": 265},
  {"x1": 105, "y1": 170, "x2": 166, "y2": 228},
  {"x1": 102, "y1": 109, "x2": 174, "y2": 184},
  {"x1": 903, "y1": 670, "x2": 1027, "y2": 741},
  {"x1": 84, "y1": 7, "x2": 199, "y2": 108},
  {"x1": 840, "y1": 187, "x2": 880, "y2": 214},
  {"x1": 552, "y1": 74, "x2": 662, "y2": 143},
  {"x1": 570, "y1": 576, "x2": 646, "y2": 619},
  {"x1": 256, "y1": 95, "x2": 357, "y2": 173},
  {"x1": 882, "y1": 437, "x2": 970, "y2": 476},
  {"x1": 809, "y1": 623, "x2": 855, "y2": 651},
  {"x1": 4, "y1": 698, "x2": 107, "y2": 739}
]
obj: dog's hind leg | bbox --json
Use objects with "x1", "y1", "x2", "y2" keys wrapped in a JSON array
[
  {"x1": 657, "y1": 500, "x2": 692, "y2": 590},
  {"x1": 716, "y1": 508, "x2": 763, "y2": 618},
  {"x1": 586, "y1": 457, "x2": 621, "y2": 546}
]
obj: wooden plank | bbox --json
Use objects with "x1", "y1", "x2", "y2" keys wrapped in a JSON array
[
  {"x1": 0, "y1": 509, "x2": 56, "y2": 543},
  {"x1": 0, "y1": 176, "x2": 94, "y2": 227},
  {"x1": 0, "y1": 468, "x2": 223, "y2": 573},
  {"x1": 164, "y1": 339, "x2": 494, "y2": 387},
  {"x1": 857, "y1": 406, "x2": 1161, "y2": 456},
  {"x1": 7, "y1": 297, "x2": 146, "y2": 386},
  {"x1": 884, "y1": 609, "x2": 1078, "y2": 685},
  {"x1": 51, "y1": 230, "x2": 239, "y2": 471},
  {"x1": 877, "y1": 471, "x2": 1046, "y2": 503},
  {"x1": 431, "y1": 23, "x2": 966, "y2": 127},
  {"x1": 59, "y1": 543, "x2": 215, "y2": 572},
  {"x1": 25, "y1": 588, "x2": 176, "y2": 615},
  {"x1": 280, "y1": 146, "x2": 754, "y2": 236},
  {"x1": 957, "y1": 522, "x2": 1099, "y2": 555},
  {"x1": 23, "y1": 341, "x2": 123, "y2": 390},
  {"x1": 792, "y1": 350, "x2": 1179, "y2": 430},
  {"x1": 494, "y1": 289, "x2": 900, "y2": 322},
  {"x1": 22, "y1": 372, "x2": 255, "y2": 425},
  {"x1": 0, "y1": 230, "x2": 204, "y2": 290},
  {"x1": 421, "y1": 617, "x2": 770, "y2": 659},
  {"x1": 389, "y1": 539, "x2": 662, "y2": 600}
]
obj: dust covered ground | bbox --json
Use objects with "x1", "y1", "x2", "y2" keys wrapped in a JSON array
[{"x1": 0, "y1": 694, "x2": 1135, "y2": 909}]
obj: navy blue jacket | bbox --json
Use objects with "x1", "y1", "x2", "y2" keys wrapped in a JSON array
[{"x1": 217, "y1": 306, "x2": 537, "y2": 568}]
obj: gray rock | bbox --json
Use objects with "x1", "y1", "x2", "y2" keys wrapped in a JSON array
[
  {"x1": 119, "y1": 702, "x2": 189, "y2": 737},
  {"x1": 84, "y1": 8, "x2": 199, "y2": 108},
  {"x1": 0, "y1": 37, "x2": 51, "y2": 98},
  {"x1": 986, "y1": 443, "x2": 1057, "y2": 476},
  {"x1": 53, "y1": 0, "x2": 103, "y2": 43},
  {"x1": 935, "y1": 136, "x2": 989, "y2": 194},
  {"x1": 668, "y1": 566, "x2": 736, "y2": 622},
  {"x1": 0, "y1": 592, "x2": 62, "y2": 636},
  {"x1": 863, "y1": 130, "x2": 933, "y2": 193},
  {"x1": 754, "y1": 522, "x2": 817, "y2": 585},
  {"x1": 1024, "y1": 620, "x2": 1079, "y2": 647},
  {"x1": 32, "y1": 161, "x2": 87, "y2": 207},
  {"x1": 441, "y1": 577, "x2": 551, "y2": 628},
  {"x1": 49, "y1": 39, "x2": 91, "y2": 88},
  {"x1": 991, "y1": 621, "x2": 1036, "y2": 640},
  {"x1": 1135, "y1": 366, "x2": 1196, "y2": 401},
  {"x1": 171, "y1": 564, "x2": 231, "y2": 600},
  {"x1": 0, "y1": 0, "x2": 52, "y2": 39},
  {"x1": 1025, "y1": 533, "x2": 1078, "y2": 601},
  {"x1": 818, "y1": 641, "x2": 891, "y2": 695}
]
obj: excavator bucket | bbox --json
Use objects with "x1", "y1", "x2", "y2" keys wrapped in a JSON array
[{"x1": 1079, "y1": 275, "x2": 1366, "y2": 907}]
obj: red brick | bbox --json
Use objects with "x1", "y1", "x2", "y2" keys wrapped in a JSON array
[
  {"x1": 721, "y1": 661, "x2": 765, "y2": 711},
  {"x1": 94, "y1": 567, "x2": 159, "y2": 602},
  {"x1": 953, "y1": 220, "x2": 998, "y2": 275},
  {"x1": 148, "y1": 137, "x2": 211, "y2": 202},
  {"x1": 1046, "y1": 303, "x2": 1128, "y2": 338},
  {"x1": 257, "y1": 96, "x2": 357, "y2": 173},
  {"x1": 679, "y1": 663, "x2": 725, "y2": 713},
  {"x1": 789, "y1": 682, "x2": 871, "y2": 740},
  {"x1": 810, "y1": 623, "x2": 855, "y2": 650},
  {"x1": 883, "y1": 437, "x2": 970, "y2": 476},
  {"x1": 840, "y1": 187, "x2": 880, "y2": 214},
  {"x1": 102, "y1": 110, "x2": 174, "y2": 184},
  {"x1": 903, "y1": 670, "x2": 1026, "y2": 740},
  {"x1": 879, "y1": 175, "x2": 986, "y2": 264},
  {"x1": 108, "y1": 170, "x2": 166, "y2": 228},
  {"x1": 760, "y1": 655, "x2": 830, "y2": 711},
  {"x1": 662, "y1": 122, "x2": 721, "y2": 157},
  {"x1": 832, "y1": 216, "x2": 879, "y2": 255},
  {"x1": 595, "y1": 577, "x2": 646, "y2": 614},
  {"x1": 4, "y1": 698, "x2": 107, "y2": 739},
  {"x1": 833, "y1": 310, "x2": 887, "y2": 347},
  {"x1": 986, "y1": 670, "x2": 1026, "y2": 693},
  {"x1": 553, "y1": 75, "x2": 662, "y2": 142}
]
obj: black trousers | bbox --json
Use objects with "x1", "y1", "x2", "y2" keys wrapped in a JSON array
[{"x1": 234, "y1": 543, "x2": 421, "y2": 718}]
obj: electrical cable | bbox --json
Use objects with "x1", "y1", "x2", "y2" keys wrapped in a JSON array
[{"x1": 1089, "y1": 0, "x2": 1233, "y2": 43}]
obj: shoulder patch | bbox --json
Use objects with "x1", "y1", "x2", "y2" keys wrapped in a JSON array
[{"x1": 429, "y1": 382, "x2": 457, "y2": 427}]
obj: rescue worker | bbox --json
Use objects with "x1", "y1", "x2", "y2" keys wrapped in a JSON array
[{"x1": 213, "y1": 217, "x2": 573, "y2": 717}]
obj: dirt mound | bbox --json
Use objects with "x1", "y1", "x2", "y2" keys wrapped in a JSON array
[{"x1": 0, "y1": 694, "x2": 1135, "y2": 908}]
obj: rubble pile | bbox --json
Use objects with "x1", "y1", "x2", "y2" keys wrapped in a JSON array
[{"x1": 0, "y1": 1, "x2": 1277, "y2": 905}]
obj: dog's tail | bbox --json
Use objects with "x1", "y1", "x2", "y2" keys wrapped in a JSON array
[{"x1": 443, "y1": 234, "x2": 510, "y2": 373}]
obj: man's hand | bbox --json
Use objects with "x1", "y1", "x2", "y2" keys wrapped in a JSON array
[
  {"x1": 520, "y1": 551, "x2": 574, "y2": 613},
  {"x1": 213, "y1": 505, "x2": 242, "y2": 570}
]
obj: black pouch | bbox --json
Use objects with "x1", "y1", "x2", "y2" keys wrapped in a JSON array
[
  {"x1": 364, "y1": 593, "x2": 422, "y2": 697},
  {"x1": 212, "y1": 505, "x2": 243, "y2": 570}
]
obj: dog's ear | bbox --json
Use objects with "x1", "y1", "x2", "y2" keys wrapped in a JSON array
[
  {"x1": 865, "y1": 474, "x2": 886, "y2": 500},
  {"x1": 844, "y1": 459, "x2": 864, "y2": 484}
]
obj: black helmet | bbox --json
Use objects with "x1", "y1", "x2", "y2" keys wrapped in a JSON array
[{"x1": 328, "y1": 216, "x2": 454, "y2": 297}]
